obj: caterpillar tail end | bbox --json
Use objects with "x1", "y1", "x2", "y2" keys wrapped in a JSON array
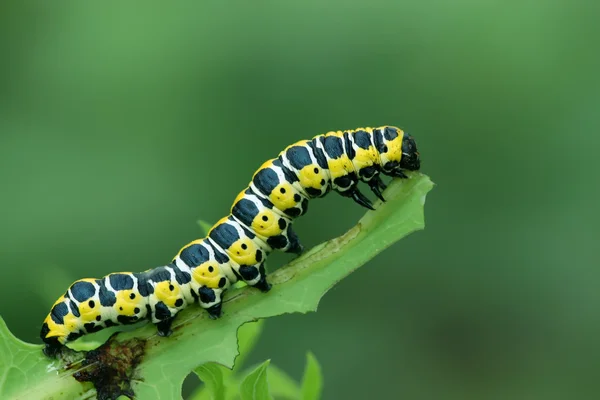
[
  {"x1": 43, "y1": 342, "x2": 63, "y2": 358},
  {"x1": 40, "y1": 322, "x2": 64, "y2": 358}
]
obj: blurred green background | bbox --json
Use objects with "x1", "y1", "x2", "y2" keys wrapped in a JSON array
[{"x1": 1, "y1": 1, "x2": 598, "y2": 399}]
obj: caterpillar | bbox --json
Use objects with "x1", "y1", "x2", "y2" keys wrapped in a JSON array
[{"x1": 40, "y1": 126, "x2": 420, "y2": 357}]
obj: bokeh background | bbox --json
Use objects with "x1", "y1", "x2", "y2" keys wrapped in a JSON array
[{"x1": 1, "y1": 1, "x2": 598, "y2": 399}]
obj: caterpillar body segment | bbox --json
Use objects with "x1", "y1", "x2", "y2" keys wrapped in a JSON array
[
  {"x1": 41, "y1": 125, "x2": 420, "y2": 357},
  {"x1": 250, "y1": 158, "x2": 310, "y2": 218},
  {"x1": 208, "y1": 216, "x2": 271, "y2": 289},
  {"x1": 231, "y1": 188, "x2": 304, "y2": 254},
  {"x1": 41, "y1": 242, "x2": 230, "y2": 357}
]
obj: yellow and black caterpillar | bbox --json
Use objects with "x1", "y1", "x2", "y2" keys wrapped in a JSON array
[{"x1": 41, "y1": 126, "x2": 420, "y2": 357}]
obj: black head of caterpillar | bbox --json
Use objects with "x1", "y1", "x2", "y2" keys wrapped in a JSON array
[
  {"x1": 399, "y1": 132, "x2": 420, "y2": 171},
  {"x1": 40, "y1": 125, "x2": 420, "y2": 358}
]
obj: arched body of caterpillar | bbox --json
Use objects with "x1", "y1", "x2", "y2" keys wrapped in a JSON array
[{"x1": 41, "y1": 126, "x2": 420, "y2": 357}]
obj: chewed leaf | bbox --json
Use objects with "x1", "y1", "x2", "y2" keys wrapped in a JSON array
[
  {"x1": 0, "y1": 316, "x2": 93, "y2": 400},
  {"x1": 191, "y1": 321, "x2": 264, "y2": 399},
  {"x1": 132, "y1": 173, "x2": 433, "y2": 399},
  {"x1": 2, "y1": 173, "x2": 433, "y2": 400},
  {"x1": 234, "y1": 320, "x2": 265, "y2": 371}
]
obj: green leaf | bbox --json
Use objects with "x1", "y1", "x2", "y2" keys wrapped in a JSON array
[
  {"x1": 194, "y1": 364, "x2": 227, "y2": 400},
  {"x1": 301, "y1": 352, "x2": 322, "y2": 400},
  {"x1": 265, "y1": 364, "x2": 301, "y2": 399},
  {"x1": 190, "y1": 320, "x2": 264, "y2": 399},
  {"x1": 3, "y1": 173, "x2": 433, "y2": 400},
  {"x1": 129, "y1": 173, "x2": 432, "y2": 399},
  {"x1": 193, "y1": 361, "x2": 301, "y2": 400},
  {"x1": 0, "y1": 316, "x2": 93, "y2": 399},
  {"x1": 240, "y1": 360, "x2": 272, "y2": 400}
]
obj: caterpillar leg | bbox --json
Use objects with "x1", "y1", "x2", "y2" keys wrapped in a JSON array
[
  {"x1": 285, "y1": 227, "x2": 304, "y2": 255},
  {"x1": 368, "y1": 176, "x2": 387, "y2": 202},
  {"x1": 237, "y1": 263, "x2": 271, "y2": 292},
  {"x1": 253, "y1": 263, "x2": 271, "y2": 292},
  {"x1": 340, "y1": 186, "x2": 375, "y2": 210},
  {"x1": 390, "y1": 170, "x2": 408, "y2": 179},
  {"x1": 253, "y1": 273, "x2": 272, "y2": 293},
  {"x1": 156, "y1": 316, "x2": 175, "y2": 337},
  {"x1": 198, "y1": 286, "x2": 225, "y2": 319},
  {"x1": 264, "y1": 225, "x2": 304, "y2": 256},
  {"x1": 206, "y1": 301, "x2": 223, "y2": 319},
  {"x1": 266, "y1": 231, "x2": 303, "y2": 255}
]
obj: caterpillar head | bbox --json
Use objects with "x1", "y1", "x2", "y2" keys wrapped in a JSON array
[{"x1": 399, "y1": 133, "x2": 420, "y2": 171}]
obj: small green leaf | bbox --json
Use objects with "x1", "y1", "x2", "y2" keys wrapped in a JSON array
[
  {"x1": 0, "y1": 316, "x2": 93, "y2": 399},
  {"x1": 191, "y1": 320, "x2": 264, "y2": 399},
  {"x1": 197, "y1": 219, "x2": 214, "y2": 236},
  {"x1": 195, "y1": 363, "x2": 227, "y2": 400},
  {"x1": 240, "y1": 360, "x2": 272, "y2": 400},
  {"x1": 301, "y1": 352, "x2": 322, "y2": 400},
  {"x1": 266, "y1": 364, "x2": 301, "y2": 399},
  {"x1": 129, "y1": 174, "x2": 432, "y2": 399}
]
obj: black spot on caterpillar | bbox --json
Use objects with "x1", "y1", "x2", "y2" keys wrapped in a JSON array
[{"x1": 40, "y1": 126, "x2": 420, "y2": 357}]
